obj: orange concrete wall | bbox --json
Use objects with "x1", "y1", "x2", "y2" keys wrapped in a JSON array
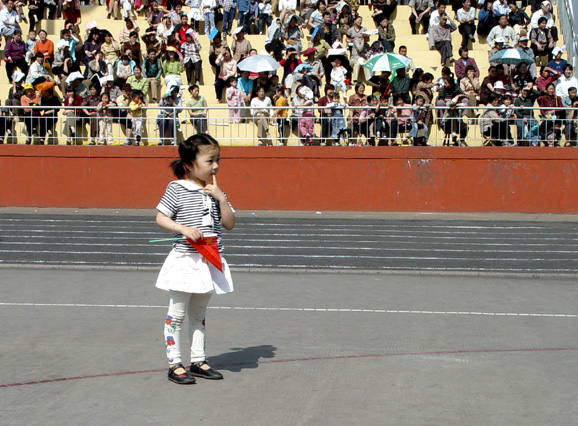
[{"x1": 1, "y1": 145, "x2": 577, "y2": 213}]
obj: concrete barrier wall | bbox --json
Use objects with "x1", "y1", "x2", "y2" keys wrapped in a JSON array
[{"x1": 1, "y1": 145, "x2": 577, "y2": 213}]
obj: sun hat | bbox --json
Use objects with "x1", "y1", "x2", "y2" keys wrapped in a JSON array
[
  {"x1": 494, "y1": 36, "x2": 505, "y2": 44},
  {"x1": 232, "y1": 27, "x2": 244, "y2": 35},
  {"x1": 23, "y1": 83, "x2": 34, "y2": 91},
  {"x1": 302, "y1": 47, "x2": 317, "y2": 56},
  {"x1": 494, "y1": 81, "x2": 505, "y2": 90}
]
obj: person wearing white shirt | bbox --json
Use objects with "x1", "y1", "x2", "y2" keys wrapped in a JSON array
[
  {"x1": 530, "y1": 0, "x2": 558, "y2": 41},
  {"x1": 250, "y1": 85, "x2": 273, "y2": 145},
  {"x1": 428, "y1": 2, "x2": 445, "y2": 28},
  {"x1": 487, "y1": 15, "x2": 517, "y2": 47},
  {"x1": 492, "y1": 0, "x2": 510, "y2": 17},
  {"x1": 0, "y1": 1, "x2": 21, "y2": 38},
  {"x1": 555, "y1": 65, "x2": 578, "y2": 98},
  {"x1": 279, "y1": 0, "x2": 296, "y2": 26}
]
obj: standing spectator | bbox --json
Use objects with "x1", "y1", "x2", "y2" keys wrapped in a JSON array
[
  {"x1": 187, "y1": 0, "x2": 203, "y2": 32},
  {"x1": 181, "y1": 29, "x2": 203, "y2": 85},
  {"x1": 38, "y1": 83, "x2": 60, "y2": 144},
  {"x1": 273, "y1": 86, "x2": 289, "y2": 145},
  {"x1": 390, "y1": 68, "x2": 411, "y2": 104},
  {"x1": 514, "y1": 85, "x2": 539, "y2": 145},
  {"x1": 20, "y1": 83, "x2": 40, "y2": 144},
  {"x1": 63, "y1": 0, "x2": 82, "y2": 25},
  {"x1": 4, "y1": 29, "x2": 28, "y2": 83},
  {"x1": 27, "y1": 0, "x2": 44, "y2": 34},
  {"x1": 432, "y1": 14, "x2": 457, "y2": 67},
  {"x1": 215, "y1": 47, "x2": 236, "y2": 102},
  {"x1": 480, "y1": 94, "x2": 510, "y2": 144},
  {"x1": 202, "y1": 0, "x2": 217, "y2": 35},
  {"x1": 562, "y1": 87, "x2": 578, "y2": 146},
  {"x1": 0, "y1": 1, "x2": 21, "y2": 38},
  {"x1": 5, "y1": 71, "x2": 26, "y2": 119},
  {"x1": 408, "y1": 0, "x2": 433, "y2": 35},
  {"x1": 144, "y1": 48, "x2": 162, "y2": 103},
  {"x1": 231, "y1": 27, "x2": 252, "y2": 63},
  {"x1": 456, "y1": 0, "x2": 476, "y2": 49},
  {"x1": 221, "y1": 0, "x2": 236, "y2": 36},
  {"x1": 62, "y1": 85, "x2": 82, "y2": 144},
  {"x1": 128, "y1": 90, "x2": 144, "y2": 145},
  {"x1": 237, "y1": 0, "x2": 251, "y2": 34},
  {"x1": 115, "y1": 83, "x2": 133, "y2": 145},
  {"x1": 348, "y1": 82, "x2": 367, "y2": 142},
  {"x1": 226, "y1": 76, "x2": 244, "y2": 123},
  {"x1": 82, "y1": 84, "x2": 102, "y2": 145},
  {"x1": 96, "y1": 92, "x2": 114, "y2": 145},
  {"x1": 317, "y1": 83, "x2": 334, "y2": 145}
]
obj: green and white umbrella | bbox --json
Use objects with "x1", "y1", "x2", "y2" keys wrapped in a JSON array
[
  {"x1": 363, "y1": 53, "x2": 411, "y2": 72},
  {"x1": 489, "y1": 48, "x2": 534, "y2": 66}
]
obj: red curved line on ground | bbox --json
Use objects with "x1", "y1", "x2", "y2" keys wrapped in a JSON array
[{"x1": 2, "y1": 347, "x2": 577, "y2": 388}]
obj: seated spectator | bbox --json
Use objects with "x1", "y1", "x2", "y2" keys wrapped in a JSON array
[
  {"x1": 459, "y1": 65, "x2": 480, "y2": 111},
  {"x1": 4, "y1": 29, "x2": 28, "y2": 83},
  {"x1": 408, "y1": 0, "x2": 434, "y2": 35},
  {"x1": 480, "y1": 93, "x2": 510, "y2": 144},
  {"x1": 280, "y1": 47, "x2": 301, "y2": 86},
  {"x1": 25, "y1": 30, "x2": 38, "y2": 65},
  {"x1": 377, "y1": 16, "x2": 395, "y2": 52},
  {"x1": 507, "y1": 1, "x2": 530, "y2": 41},
  {"x1": 33, "y1": 29, "x2": 54, "y2": 65},
  {"x1": 126, "y1": 65, "x2": 149, "y2": 102},
  {"x1": 279, "y1": 0, "x2": 297, "y2": 26},
  {"x1": 83, "y1": 29, "x2": 103, "y2": 68},
  {"x1": 517, "y1": 35, "x2": 537, "y2": 78},
  {"x1": 26, "y1": 52, "x2": 53, "y2": 85},
  {"x1": 428, "y1": 2, "x2": 447, "y2": 32},
  {"x1": 173, "y1": 14, "x2": 192, "y2": 45},
  {"x1": 329, "y1": 56, "x2": 347, "y2": 93},
  {"x1": 398, "y1": 45, "x2": 417, "y2": 73},
  {"x1": 514, "y1": 85, "x2": 540, "y2": 145},
  {"x1": 317, "y1": 11, "x2": 339, "y2": 46},
  {"x1": 346, "y1": 15, "x2": 367, "y2": 44},
  {"x1": 456, "y1": 0, "x2": 476, "y2": 49},
  {"x1": 284, "y1": 14, "x2": 304, "y2": 53},
  {"x1": 437, "y1": 75, "x2": 469, "y2": 114},
  {"x1": 162, "y1": 47, "x2": 184, "y2": 93},
  {"x1": 20, "y1": 83, "x2": 40, "y2": 144},
  {"x1": 302, "y1": 47, "x2": 325, "y2": 99},
  {"x1": 0, "y1": 1, "x2": 21, "y2": 39},
  {"x1": 370, "y1": 0, "x2": 398, "y2": 22},
  {"x1": 238, "y1": 70, "x2": 254, "y2": 106},
  {"x1": 27, "y1": 0, "x2": 44, "y2": 34},
  {"x1": 86, "y1": 51, "x2": 110, "y2": 88},
  {"x1": 231, "y1": 27, "x2": 252, "y2": 63},
  {"x1": 492, "y1": 0, "x2": 510, "y2": 18},
  {"x1": 351, "y1": 32, "x2": 371, "y2": 84},
  {"x1": 62, "y1": 0, "x2": 82, "y2": 25},
  {"x1": 511, "y1": 62, "x2": 535, "y2": 92},
  {"x1": 265, "y1": 17, "x2": 284, "y2": 61},
  {"x1": 119, "y1": 18, "x2": 140, "y2": 45},
  {"x1": 252, "y1": 72, "x2": 274, "y2": 99},
  {"x1": 454, "y1": 47, "x2": 479, "y2": 80},
  {"x1": 555, "y1": 65, "x2": 578, "y2": 98},
  {"x1": 4, "y1": 71, "x2": 26, "y2": 118},
  {"x1": 156, "y1": 16, "x2": 174, "y2": 45},
  {"x1": 431, "y1": 14, "x2": 457, "y2": 67},
  {"x1": 250, "y1": 85, "x2": 274, "y2": 145},
  {"x1": 487, "y1": 14, "x2": 517, "y2": 47},
  {"x1": 477, "y1": 0, "x2": 497, "y2": 37},
  {"x1": 115, "y1": 54, "x2": 135, "y2": 88},
  {"x1": 488, "y1": 37, "x2": 507, "y2": 68},
  {"x1": 548, "y1": 47, "x2": 567, "y2": 75},
  {"x1": 530, "y1": 17, "x2": 554, "y2": 66},
  {"x1": 439, "y1": 99, "x2": 468, "y2": 145},
  {"x1": 530, "y1": 0, "x2": 558, "y2": 42},
  {"x1": 391, "y1": 68, "x2": 411, "y2": 104},
  {"x1": 215, "y1": 48, "x2": 237, "y2": 102},
  {"x1": 537, "y1": 82, "x2": 564, "y2": 140},
  {"x1": 187, "y1": 0, "x2": 203, "y2": 33},
  {"x1": 52, "y1": 41, "x2": 75, "y2": 93},
  {"x1": 536, "y1": 65, "x2": 560, "y2": 93},
  {"x1": 307, "y1": 1, "x2": 326, "y2": 30},
  {"x1": 209, "y1": 32, "x2": 229, "y2": 77},
  {"x1": 141, "y1": 28, "x2": 162, "y2": 56},
  {"x1": 101, "y1": 32, "x2": 121, "y2": 76},
  {"x1": 146, "y1": 1, "x2": 165, "y2": 30},
  {"x1": 143, "y1": 49, "x2": 162, "y2": 103},
  {"x1": 122, "y1": 31, "x2": 142, "y2": 67}
]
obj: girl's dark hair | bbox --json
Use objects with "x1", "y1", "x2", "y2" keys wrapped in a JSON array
[
  {"x1": 170, "y1": 134, "x2": 220, "y2": 179},
  {"x1": 422, "y1": 72, "x2": 434, "y2": 81}
]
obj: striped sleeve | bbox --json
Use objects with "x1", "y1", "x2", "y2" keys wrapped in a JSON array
[{"x1": 157, "y1": 182, "x2": 179, "y2": 218}]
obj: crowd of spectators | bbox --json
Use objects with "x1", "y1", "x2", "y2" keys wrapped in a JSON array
[{"x1": 0, "y1": 0, "x2": 576, "y2": 146}]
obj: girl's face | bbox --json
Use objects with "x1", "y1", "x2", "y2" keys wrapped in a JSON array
[
  {"x1": 467, "y1": 69, "x2": 474, "y2": 78},
  {"x1": 230, "y1": 79, "x2": 237, "y2": 86},
  {"x1": 134, "y1": 67, "x2": 142, "y2": 78},
  {"x1": 39, "y1": 31, "x2": 47, "y2": 41},
  {"x1": 416, "y1": 98, "x2": 424, "y2": 106},
  {"x1": 90, "y1": 87, "x2": 98, "y2": 96},
  {"x1": 189, "y1": 146, "x2": 220, "y2": 185},
  {"x1": 547, "y1": 84, "x2": 555, "y2": 96},
  {"x1": 192, "y1": 87, "x2": 199, "y2": 97},
  {"x1": 102, "y1": 94, "x2": 110, "y2": 103},
  {"x1": 356, "y1": 84, "x2": 364, "y2": 96},
  {"x1": 503, "y1": 98, "x2": 512, "y2": 106},
  {"x1": 257, "y1": 88, "x2": 265, "y2": 99}
]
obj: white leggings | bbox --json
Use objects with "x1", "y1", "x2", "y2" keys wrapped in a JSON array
[{"x1": 164, "y1": 291, "x2": 212, "y2": 365}]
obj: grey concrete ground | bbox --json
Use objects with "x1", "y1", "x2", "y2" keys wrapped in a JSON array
[{"x1": 1, "y1": 268, "x2": 578, "y2": 426}]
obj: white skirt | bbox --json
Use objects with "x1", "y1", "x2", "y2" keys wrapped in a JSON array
[{"x1": 156, "y1": 249, "x2": 234, "y2": 294}]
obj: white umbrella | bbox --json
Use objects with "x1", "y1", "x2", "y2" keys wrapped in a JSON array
[
  {"x1": 237, "y1": 55, "x2": 281, "y2": 73},
  {"x1": 363, "y1": 53, "x2": 411, "y2": 72},
  {"x1": 66, "y1": 71, "x2": 84, "y2": 83},
  {"x1": 489, "y1": 48, "x2": 534, "y2": 66}
]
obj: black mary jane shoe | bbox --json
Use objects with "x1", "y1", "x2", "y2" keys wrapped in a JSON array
[
  {"x1": 168, "y1": 363, "x2": 197, "y2": 385},
  {"x1": 189, "y1": 361, "x2": 223, "y2": 380}
]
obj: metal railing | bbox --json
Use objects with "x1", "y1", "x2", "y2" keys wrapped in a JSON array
[
  {"x1": 1, "y1": 104, "x2": 576, "y2": 147},
  {"x1": 557, "y1": 0, "x2": 578, "y2": 74}
]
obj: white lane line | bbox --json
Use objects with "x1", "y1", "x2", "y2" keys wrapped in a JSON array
[
  {"x1": 1, "y1": 302, "x2": 576, "y2": 318},
  {"x1": 0, "y1": 219, "x2": 555, "y2": 230},
  {"x1": 2, "y1": 234, "x2": 577, "y2": 249},
  {"x1": 3, "y1": 241, "x2": 578, "y2": 255},
  {"x1": 0, "y1": 249, "x2": 575, "y2": 263}
]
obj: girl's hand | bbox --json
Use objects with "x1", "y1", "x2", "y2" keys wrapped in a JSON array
[
  {"x1": 203, "y1": 175, "x2": 225, "y2": 202},
  {"x1": 180, "y1": 225, "x2": 204, "y2": 241}
]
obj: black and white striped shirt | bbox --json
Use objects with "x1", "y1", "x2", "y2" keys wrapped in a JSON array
[{"x1": 157, "y1": 180, "x2": 233, "y2": 254}]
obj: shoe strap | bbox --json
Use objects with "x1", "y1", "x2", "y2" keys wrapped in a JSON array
[{"x1": 168, "y1": 363, "x2": 186, "y2": 375}]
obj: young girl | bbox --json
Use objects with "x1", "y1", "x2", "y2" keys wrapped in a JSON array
[
  {"x1": 156, "y1": 134, "x2": 235, "y2": 385},
  {"x1": 328, "y1": 91, "x2": 348, "y2": 145},
  {"x1": 272, "y1": 86, "x2": 289, "y2": 146},
  {"x1": 226, "y1": 77, "x2": 244, "y2": 124},
  {"x1": 330, "y1": 57, "x2": 348, "y2": 93},
  {"x1": 408, "y1": 95, "x2": 429, "y2": 146},
  {"x1": 96, "y1": 92, "x2": 115, "y2": 145}
]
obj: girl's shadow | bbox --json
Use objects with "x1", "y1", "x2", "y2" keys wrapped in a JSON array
[{"x1": 209, "y1": 345, "x2": 277, "y2": 372}]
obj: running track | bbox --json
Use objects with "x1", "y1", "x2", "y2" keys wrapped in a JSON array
[{"x1": 1, "y1": 213, "x2": 577, "y2": 275}]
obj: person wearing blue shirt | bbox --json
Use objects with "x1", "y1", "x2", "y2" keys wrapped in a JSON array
[
  {"x1": 478, "y1": 0, "x2": 498, "y2": 36},
  {"x1": 547, "y1": 47, "x2": 567, "y2": 75},
  {"x1": 237, "y1": 0, "x2": 251, "y2": 33}
]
